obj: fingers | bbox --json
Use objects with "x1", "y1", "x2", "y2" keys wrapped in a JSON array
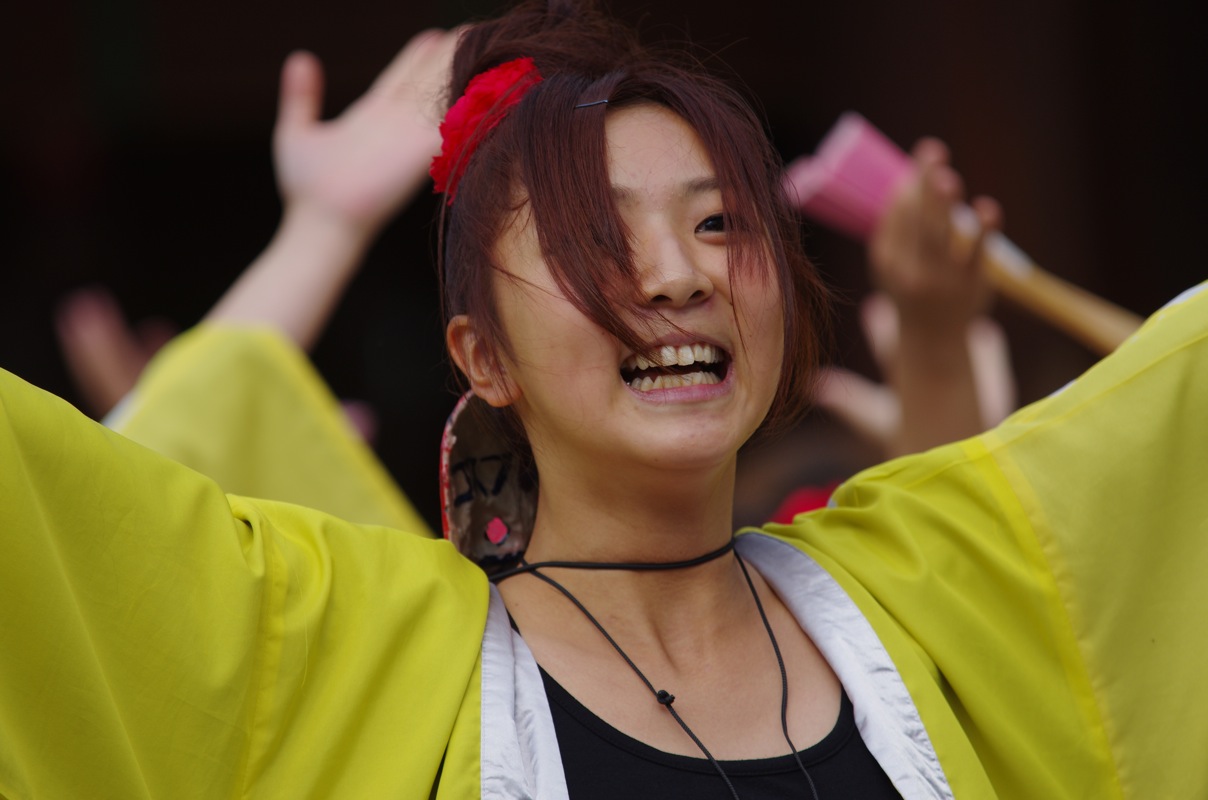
[
  {"x1": 369, "y1": 27, "x2": 460, "y2": 101},
  {"x1": 370, "y1": 29, "x2": 441, "y2": 92},
  {"x1": 913, "y1": 141, "x2": 963, "y2": 252},
  {"x1": 919, "y1": 173, "x2": 959, "y2": 263},
  {"x1": 955, "y1": 196, "x2": 1003, "y2": 288},
  {"x1": 54, "y1": 287, "x2": 152, "y2": 417},
  {"x1": 276, "y1": 50, "x2": 325, "y2": 135},
  {"x1": 913, "y1": 138, "x2": 1003, "y2": 247},
  {"x1": 970, "y1": 194, "x2": 1003, "y2": 235},
  {"x1": 912, "y1": 137, "x2": 962, "y2": 228},
  {"x1": 910, "y1": 136, "x2": 950, "y2": 171},
  {"x1": 869, "y1": 136, "x2": 961, "y2": 279},
  {"x1": 910, "y1": 139, "x2": 1003, "y2": 298}
]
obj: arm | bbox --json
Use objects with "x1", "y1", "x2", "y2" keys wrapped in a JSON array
[
  {"x1": 0, "y1": 367, "x2": 269, "y2": 797},
  {"x1": 872, "y1": 139, "x2": 1001, "y2": 456},
  {"x1": 110, "y1": 324, "x2": 432, "y2": 532},
  {"x1": 775, "y1": 282, "x2": 1208, "y2": 798},
  {"x1": 0, "y1": 366, "x2": 485, "y2": 798},
  {"x1": 54, "y1": 285, "x2": 178, "y2": 417},
  {"x1": 71, "y1": 31, "x2": 461, "y2": 532},
  {"x1": 53, "y1": 28, "x2": 458, "y2": 418}
]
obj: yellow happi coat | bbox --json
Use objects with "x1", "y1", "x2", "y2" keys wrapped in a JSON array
[{"x1": 2, "y1": 284, "x2": 1206, "y2": 798}]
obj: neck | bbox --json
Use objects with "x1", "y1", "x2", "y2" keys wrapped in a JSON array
[
  {"x1": 509, "y1": 453, "x2": 748, "y2": 648},
  {"x1": 523, "y1": 454, "x2": 737, "y2": 564}
]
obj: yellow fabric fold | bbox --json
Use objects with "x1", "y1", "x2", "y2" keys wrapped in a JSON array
[
  {"x1": 765, "y1": 283, "x2": 1208, "y2": 797},
  {"x1": 0, "y1": 372, "x2": 485, "y2": 799},
  {"x1": 3, "y1": 283, "x2": 1206, "y2": 798},
  {"x1": 109, "y1": 324, "x2": 431, "y2": 535}
]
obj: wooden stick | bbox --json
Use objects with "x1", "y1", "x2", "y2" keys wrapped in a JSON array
[{"x1": 952, "y1": 208, "x2": 1143, "y2": 355}]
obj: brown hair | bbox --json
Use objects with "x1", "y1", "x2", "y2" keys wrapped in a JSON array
[{"x1": 438, "y1": 0, "x2": 830, "y2": 439}]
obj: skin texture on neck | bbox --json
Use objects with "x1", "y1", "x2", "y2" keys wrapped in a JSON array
[
  {"x1": 523, "y1": 427, "x2": 739, "y2": 557},
  {"x1": 516, "y1": 445, "x2": 742, "y2": 638}
]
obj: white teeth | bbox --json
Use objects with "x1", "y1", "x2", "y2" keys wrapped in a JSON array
[
  {"x1": 621, "y1": 343, "x2": 722, "y2": 372},
  {"x1": 629, "y1": 371, "x2": 722, "y2": 391}
]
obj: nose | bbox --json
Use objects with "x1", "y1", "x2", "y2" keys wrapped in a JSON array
[{"x1": 638, "y1": 233, "x2": 714, "y2": 309}]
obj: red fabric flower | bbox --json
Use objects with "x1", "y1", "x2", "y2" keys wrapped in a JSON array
[{"x1": 430, "y1": 57, "x2": 543, "y2": 205}]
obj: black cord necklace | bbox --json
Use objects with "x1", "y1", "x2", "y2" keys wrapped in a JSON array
[
  {"x1": 492, "y1": 539, "x2": 820, "y2": 800},
  {"x1": 488, "y1": 537, "x2": 738, "y2": 581}
]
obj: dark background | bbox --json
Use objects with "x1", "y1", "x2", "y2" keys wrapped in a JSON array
[{"x1": 3, "y1": 0, "x2": 1204, "y2": 527}]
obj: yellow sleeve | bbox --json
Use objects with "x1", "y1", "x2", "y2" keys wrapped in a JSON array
[
  {"x1": 0, "y1": 369, "x2": 486, "y2": 800},
  {"x1": 771, "y1": 282, "x2": 1208, "y2": 798},
  {"x1": 983, "y1": 282, "x2": 1208, "y2": 797},
  {"x1": 107, "y1": 323, "x2": 431, "y2": 535}
]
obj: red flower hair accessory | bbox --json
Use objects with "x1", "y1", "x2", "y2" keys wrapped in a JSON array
[{"x1": 430, "y1": 57, "x2": 543, "y2": 205}]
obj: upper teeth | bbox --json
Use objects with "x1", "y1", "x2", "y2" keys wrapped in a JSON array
[{"x1": 622, "y1": 344, "x2": 722, "y2": 372}]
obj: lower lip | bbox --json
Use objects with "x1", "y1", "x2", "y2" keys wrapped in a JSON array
[{"x1": 623, "y1": 365, "x2": 735, "y2": 403}]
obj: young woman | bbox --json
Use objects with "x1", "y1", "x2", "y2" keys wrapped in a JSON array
[{"x1": 2, "y1": 1, "x2": 1206, "y2": 798}]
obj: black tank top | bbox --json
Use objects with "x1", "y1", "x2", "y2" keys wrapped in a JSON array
[{"x1": 540, "y1": 666, "x2": 904, "y2": 798}]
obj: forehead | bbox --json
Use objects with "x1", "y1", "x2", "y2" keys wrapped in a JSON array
[
  {"x1": 605, "y1": 105, "x2": 719, "y2": 207},
  {"x1": 491, "y1": 105, "x2": 720, "y2": 280}
]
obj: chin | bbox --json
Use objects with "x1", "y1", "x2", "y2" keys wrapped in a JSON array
[{"x1": 624, "y1": 425, "x2": 751, "y2": 475}]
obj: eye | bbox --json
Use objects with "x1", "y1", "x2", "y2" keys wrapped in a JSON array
[{"x1": 695, "y1": 213, "x2": 726, "y2": 235}]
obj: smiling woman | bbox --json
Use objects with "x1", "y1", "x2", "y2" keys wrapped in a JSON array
[
  {"x1": 435, "y1": 54, "x2": 855, "y2": 791},
  {"x1": 2, "y1": 0, "x2": 1208, "y2": 798}
]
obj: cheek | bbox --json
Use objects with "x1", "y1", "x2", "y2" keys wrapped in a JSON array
[
  {"x1": 758, "y1": 313, "x2": 787, "y2": 387},
  {"x1": 736, "y1": 279, "x2": 786, "y2": 368},
  {"x1": 497, "y1": 285, "x2": 617, "y2": 383}
]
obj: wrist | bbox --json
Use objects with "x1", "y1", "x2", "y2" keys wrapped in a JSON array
[
  {"x1": 205, "y1": 202, "x2": 374, "y2": 350},
  {"x1": 895, "y1": 319, "x2": 977, "y2": 379},
  {"x1": 262, "y1": 203, "x2": 381, "y2": 287},
  {"x1": 894, "y1": 299, "x2": 980, "y2": 338},
  {"x1": 277, "y1": 201, "x2": 381, "y2": 251}
]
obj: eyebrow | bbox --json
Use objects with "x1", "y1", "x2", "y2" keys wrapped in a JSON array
[{"x1": 611, "y1": 175, "x2": 720, "y2": 204}]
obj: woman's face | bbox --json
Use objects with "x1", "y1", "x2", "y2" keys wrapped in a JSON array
[{"x1": 472, "y1": 104, "x2": 784, "y2": 478}]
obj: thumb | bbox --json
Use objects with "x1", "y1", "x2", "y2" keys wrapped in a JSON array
[{"x1": 276, "y1": 50, "x2": 325, "y2": 135}]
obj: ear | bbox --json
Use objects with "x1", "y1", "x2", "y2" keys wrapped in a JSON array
[{"x1": 446, "y1": 315, "x2": 520, "y2": 408}]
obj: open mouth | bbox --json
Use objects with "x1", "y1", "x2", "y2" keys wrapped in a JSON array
[{"x1": 619, "y1": 343, "x2": 730, "y2": 391}]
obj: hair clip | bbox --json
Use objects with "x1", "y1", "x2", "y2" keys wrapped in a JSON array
[{"x1": 574, "y1": 98, "x2": 609, "y2": 109}]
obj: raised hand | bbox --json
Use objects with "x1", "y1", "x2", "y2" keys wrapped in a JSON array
[
  {"x1": 868, "y1": 138, "x2": 1000, "y2": 335},
  {"x1": 273, "y1": 28, "x2": 459, "y2": 235},
  {"x1": 54, "y1": 286, "x2": 178, "y2": 418},
  {"x1": 816, "y1": 139, "x2": 1015, "y2": 458},
  {"x1": 206, "y1": 27, "x2": 461, "y2": 348}
]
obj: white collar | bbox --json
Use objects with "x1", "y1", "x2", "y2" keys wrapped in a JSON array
[{"x1": 477, "y1": 532, "x2": 953, "y2": 799}]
